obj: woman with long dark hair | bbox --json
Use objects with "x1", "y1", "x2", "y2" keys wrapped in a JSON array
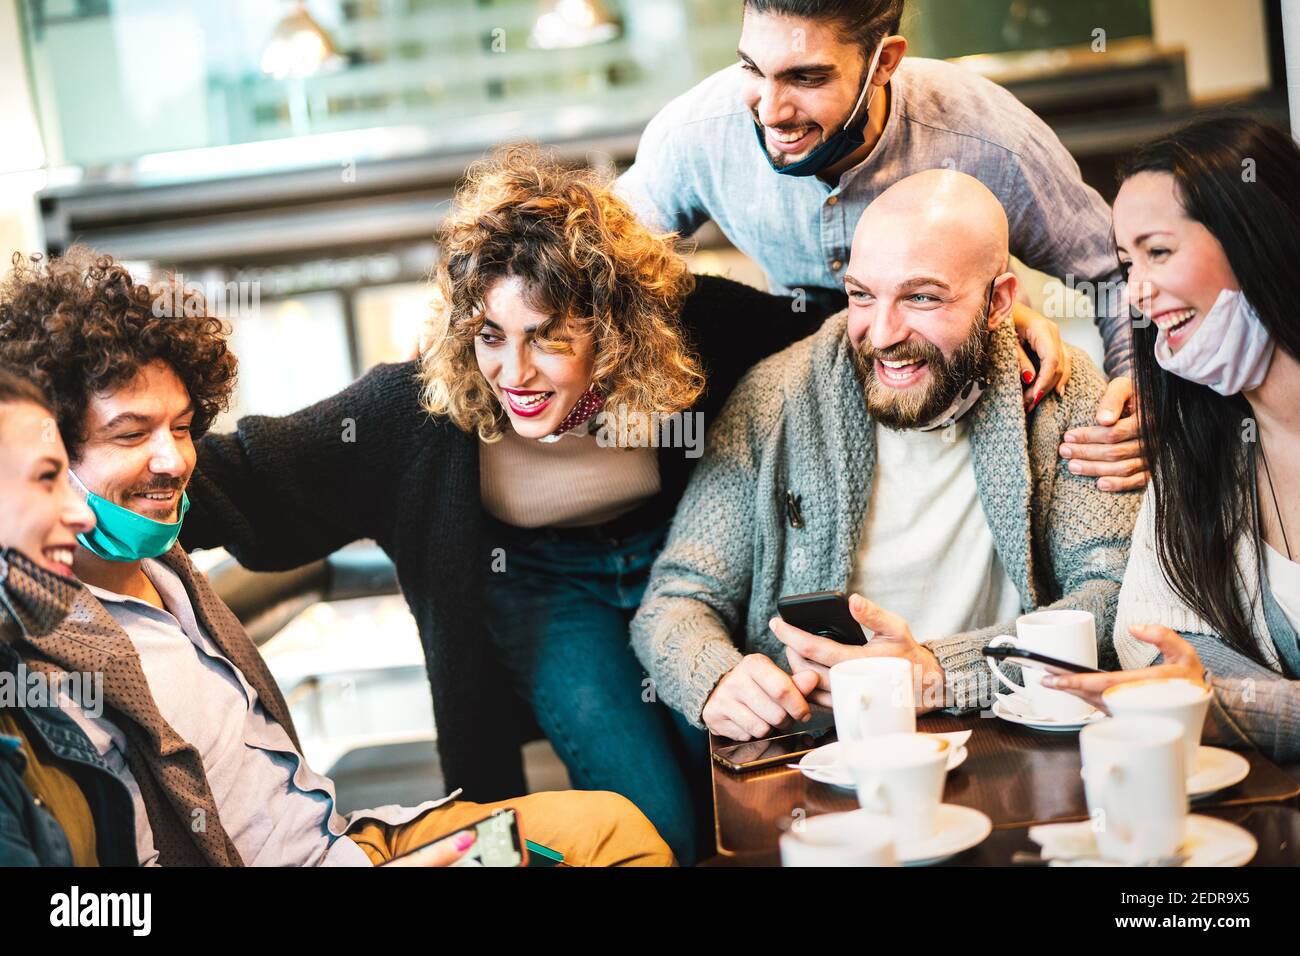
[{"x1": 1043, "y1": 116, "x2": 1300, "y2": 760}]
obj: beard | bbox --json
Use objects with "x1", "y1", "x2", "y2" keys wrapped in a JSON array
[
  {"x1": 120, "y1": 476, "x2": 188, "y2": 522},
  {"x1": 851, "y1": 307, "x2": 993, "y2": 430},
  {"x1": 752, "y1": 105, "x2": 829, "y2": 169},
  {"x1": 757, "y1": 123, "x2": 826, "y2": 168}
]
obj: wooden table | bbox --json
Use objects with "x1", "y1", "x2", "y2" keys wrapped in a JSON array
[{"x1": 708, "y1": 711, "x2": 1300, "y2": 864}]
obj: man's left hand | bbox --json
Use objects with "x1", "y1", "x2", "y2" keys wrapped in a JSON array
[{"x1": 770, "y1": 593, "x2": 946, "y2": 713}]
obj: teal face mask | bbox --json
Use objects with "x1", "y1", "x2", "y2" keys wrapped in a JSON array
[{"x1": 69, "y1": 472, "x2": 190, "y2": 562}]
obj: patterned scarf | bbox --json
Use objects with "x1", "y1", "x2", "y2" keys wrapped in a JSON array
[
  {"x1": 0, "y1": 548, "x2": 80, "y2": 641},
  {"x1": 538, "y1": 387, "x2": 605, "y2": 443}
]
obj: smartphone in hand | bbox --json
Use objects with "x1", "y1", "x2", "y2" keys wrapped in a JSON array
[
  {"x1": 777, "y1": 591, "x2": 867, "y2": 645},
  {"x1": 386, "y1": 807, "x2": 526, "y2": 867}
]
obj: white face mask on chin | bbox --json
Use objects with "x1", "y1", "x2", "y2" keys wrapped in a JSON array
[{"x1": 1154, "y1": 288, "x2": 1275, "y2": 396}]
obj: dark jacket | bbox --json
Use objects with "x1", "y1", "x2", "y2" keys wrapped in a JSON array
[
  {"x1": 0, "y1": 732, "x2": 70, "y2": 866},
  {"x1": 183, "y1": 274, "x2": 822, "y2": 800},
  {"x1": 0, "y1": 553, "x2": 137, "y2": 867}
]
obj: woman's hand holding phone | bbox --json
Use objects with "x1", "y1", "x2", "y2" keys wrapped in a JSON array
[
  {"x1": 380, "y1": 830, "x2": 477, "y2": 867},
  {"x1": 1040, "y1": 624, "x2": 1205, "y2": 710}
]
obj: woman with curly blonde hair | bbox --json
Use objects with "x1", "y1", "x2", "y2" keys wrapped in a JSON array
[
  {"x1": 183, "y1": 145, "x2": 820, "y2": 864},
  {"x1": 421, "y1": 144, "x2": 704, "y2": 443}
]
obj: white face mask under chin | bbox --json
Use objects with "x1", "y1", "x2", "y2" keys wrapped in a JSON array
[{"x1": 1154, "y1": 288, "x2": 1275, "y2": 396}]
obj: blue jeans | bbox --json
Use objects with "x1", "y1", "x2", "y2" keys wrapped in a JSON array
[{"x1": 482, "y1": 516, "x2": 711, "y2": 864}]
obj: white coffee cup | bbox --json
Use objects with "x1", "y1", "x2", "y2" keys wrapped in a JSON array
[
  {"x1": 779, "y1": 810, "x2": 898, "y2": 867},
  {"x1": 829, "y1": 657, "x2": 916, "y2": 744},
  {"x1": 1102, "y1": 678, "x2": 1212, "y2": 778},
  {"x1": 1079, "y1": 715, "x2": 1187, "y2": 863},
  {"x1": 988, "y1": 609, "x2": 1098, "y2": 721},
  {"x1": 842, "y1": 732, "x2": 949, "y2": 845}
]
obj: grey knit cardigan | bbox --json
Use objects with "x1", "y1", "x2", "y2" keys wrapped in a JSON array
[{"x1": 630, "y1": 311, "x2": 1143, "y2": 726}]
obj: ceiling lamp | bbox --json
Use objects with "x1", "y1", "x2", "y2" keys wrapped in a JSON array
[
  {"x1": 261, "y1": 2, "x2": 346, "y2": 79},
  {"x1": 528, "y1": 0, "x2": 621, "y2": 50}
]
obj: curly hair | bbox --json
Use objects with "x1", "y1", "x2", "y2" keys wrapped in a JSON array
[
  {"x1": 420, "y1": 143, "x2": 704, "y2": 441},
  {"x1": 0, "y1": 246, "x2": 237, "y2": 459}
]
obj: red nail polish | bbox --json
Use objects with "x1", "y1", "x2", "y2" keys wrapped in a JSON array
[
  {"x1": 454, "y1": 832, "x2": 475, "y2": 851},
  {"x1": 1022, "y1": 370, "x2": 1034, "y2": 385}
]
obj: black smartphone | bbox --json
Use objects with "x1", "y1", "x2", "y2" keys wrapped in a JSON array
[
  {"x1": 389, "y1": 807, "x2": 526, "y2": 867},
  {"x1": 983, "y1": 644, "x2": 1106, "y2": 675},
  {"x1": 777, "y1": 590, "x2": 866, "y2": 645},
  {"x1": 712, "y1": 726, "x2": 835, "y2": 772}
]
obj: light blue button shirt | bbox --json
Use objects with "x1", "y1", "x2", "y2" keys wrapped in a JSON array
[
  {"x1": 62, "y1": 560, "x2": 447, "y2": 866},
  {"x1": 617, "y1": 56, "x2": 1130, "y2": 376}
]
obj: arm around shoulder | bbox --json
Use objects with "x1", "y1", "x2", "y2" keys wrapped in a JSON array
[
  {"x1": 1007, "y1": 127, "x2": 1131, "y2": 377},
  {"x1": 615, "y1": 103, "x2": 708, "y2": 238},
  {"x1": 184, "y1": 361, "x2": 430, "y2": 570}
]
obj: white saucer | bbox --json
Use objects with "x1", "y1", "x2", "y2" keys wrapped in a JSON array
[
  {"x1": 992, "y1": 694, "x2": 1104, "y2": 732},
  {"x1": 1033, "y1": 815, "x2": 1257, "y2": 867},
  {"x1": 1188, "y1": 746, "x2": 1251, "y2": 799},
  {"x1": 798, "y1": 731, "x2": 971, "y2": 789},
  {"x1": 1180, "y1": 814, "x2": 1257, "y2": 866},
  {"x1": 898, "y1": 804, "x2": 992, "y2": 866}
]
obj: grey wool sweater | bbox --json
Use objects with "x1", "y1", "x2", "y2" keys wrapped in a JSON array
[{"x1": 630, "y1": 311, "x2": 1142, "y2": 726}]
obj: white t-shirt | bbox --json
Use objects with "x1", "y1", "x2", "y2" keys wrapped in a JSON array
[
  {"x1": 848, "y1": 420, "x2": 1023, "y2": 642},
  {"x1": 1264, "y1": 541, "x2": 1300, "y2": 634}
]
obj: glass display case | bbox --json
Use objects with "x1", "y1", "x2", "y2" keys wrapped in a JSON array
[
  {"x1": 20, "y1": 0, "x2": 744, "y2": 174},
  {"x1": 20, "y1": 1, "x2": 1160, "y2": 174}
]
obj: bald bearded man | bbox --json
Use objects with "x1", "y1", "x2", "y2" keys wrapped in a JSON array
[{"x1": 630, "y1": 170, "x2": 1142, "y2": 739}]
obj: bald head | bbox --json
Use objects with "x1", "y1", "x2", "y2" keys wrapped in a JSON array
[
  {"x1": 843, "y1": 168, "x2": 1015, "y2": 335},
  {"x1": 854, "y1": 169, "x2": 1009, "y2": 279}
]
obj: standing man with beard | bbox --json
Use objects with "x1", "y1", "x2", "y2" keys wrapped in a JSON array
[
  {"x1": 630, "y1": 170, "x2": 1141, "y2": 739},
  {"x1": 617, "y1": 0, "x2": 1148, "y2": 493}
]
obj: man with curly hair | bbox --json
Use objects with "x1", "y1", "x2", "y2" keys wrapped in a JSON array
[{"x1": 0, "y1": 248, "x2": 673, "y2": 866}]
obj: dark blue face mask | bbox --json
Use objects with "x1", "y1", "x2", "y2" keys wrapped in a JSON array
[{"x1": 754, "y1": 37, "x2": 888, "y2": 178}]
